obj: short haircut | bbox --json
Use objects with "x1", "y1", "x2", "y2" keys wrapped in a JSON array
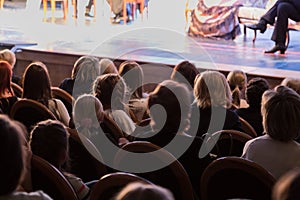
[
  {"x1": 0, "y1": 49, "x2": 16, "y2": 67},
  {"x1": 261, "y1": 86, "x2": 300, "y2": 141},
  {"x1": 115, "y1": 182, "x2": 174, "y2": 200},
  {"x1": 194, "y1": 71, "x2": 232, "y2": 108},
  {"x1": 0, "y1": 115, "x2": 24, "y2": 195},
  {"x1": 246, "y1": 77, "x2": 269, "y2": 107},
  {"x1": 171, "y1": 60, "x2": 199, "y2": 89},
  {"x1": 281, "y1": 77, "x2": 300, "y2": 95}
]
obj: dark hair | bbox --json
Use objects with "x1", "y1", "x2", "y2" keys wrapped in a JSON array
[
  {"x1": 0, "y1": 61, "x2": 14, "y2": 97},
  {"x1": 22, "y1": 62, "x2": 52, "y2": 107},
  {"x1": 262, "y1": 86, "x2": 300, "y2": 141},
  {"x1": 246, "y1": 78, "x2": 269, "y2": 107},
  {"x1": 0, "y1": 115, "x2": 24, "y2": 195},
  {"x1": 171, "y1": 61, "x2": 199, "y2": 89},
  {"x1": 30, "y1": 119, "x2": 68, "y2": 168},
  {"x1": 119, "y1": 61, "x2": 144, "y2": 99},
  {"x1": 93, "y1": 74, "x2": 126, "y2": 110}
]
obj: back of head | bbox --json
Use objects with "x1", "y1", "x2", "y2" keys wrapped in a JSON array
[
  {"x1": 0, "y1": 49, "x2": 16, "y2": 67},
  {"x1": 171, "y1": 60, "x2": 199, "y2": 89},
  {"x1": 93, "y1": 74, "x2": 126, "y2": 110},
  {"x1": 148, "y1": 80, "x2": 191, "y2": 133},
  {"x1": 115, "y1": 182, "x2": 174, "y2": 200},
  {"x1": 261, "y1": 86, "x2": 300, "y2": 141},
  {"x1": 99, "y1": 58, "x2": 118, "y2": 75},
  {"x1": 194, "y1": 71, "x2": 232, "y2": 108},
  {"x1": 29, "y1": 119, "x2": 68, "y2": 168},
  {"x1": 118, "y1": 61, "x2": 144, "y2": 99},
  {"x1": 22, "y1": 62, "x2": 52, "y2": 106},
  {"x1": 281, "y1": 78, "x2": 300, "y2": 95},
  {"x1": 246, "y1": 77, "x2": 270, "y2": 108},
  {"x1": 0, "y1": 115, "x2": 24, "y2": 195},
  {"x1": 71, "y1": 56, "x2": 100, "y2": 81},
  {"x1": 227, "y1": 70, "x2": 247, "y2": 91},
  {"x1": 0, "y1": 61, "x2": 14, "y2": 96},
  {"x1": 273, "y1": 168, "x2": 300, "y2": 200}
]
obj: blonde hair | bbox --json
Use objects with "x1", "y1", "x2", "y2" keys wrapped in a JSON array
[
  {"x1": 281, "y1": 77, "x2": 300, "y2": 95},
  {"x1": 227, "y1": 70, "x2": 247, "y2": 107},
  {"x1": 71, "y1": 56, "x2": 100, "y2": 81},
  {"x1": 194, "y1": 71, "x2": 232, "y2": 108},
  {"x1": 0, "y1": 49, "x2": 16, "y2": 68},
  {"x1": 99, "y1": 58, "x2": 118, "y2": 75}
]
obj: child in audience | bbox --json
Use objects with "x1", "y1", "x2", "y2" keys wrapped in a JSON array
[
  {"x1": 235, "y1": 77, "x2": 270, "y2": 136},
  {"x1": 0, "y1": 61, "x2": 18, "y2": 115},
  {"x1": 0, "y1": 114, "x2": 52, "y2": 200},
  {"x1": 115, "y1": 182, "x2": 174, "y2": 200},
  {"x1": 227, "y1": 70, "x2": 248, "y2": 108},
  {"x1": 242, "y1": 86, "x2": 300, "y2": 179},
  {"x1": 22, "y1": 62, "x2": 70, "y2": 126},
  {"x1": 29, "y1": 119, "x2": 90, "y2": 200}
]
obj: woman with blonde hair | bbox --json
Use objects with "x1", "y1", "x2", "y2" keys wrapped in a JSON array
[{"x1": 227, "y1": 70, "x2": 248, "y2": 108}]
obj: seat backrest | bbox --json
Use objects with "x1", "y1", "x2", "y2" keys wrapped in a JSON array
[
  {"x1": 239, "y1": 116, "x2": 258, "y2": 137},
  {"x1": 113, "y1": 141, "x2": 195, "y2": 200},
  {"x1": 200, "y1": 156, "x2": 275, "y2": 200},
  {"x1": 10, "y1": 99, "x2": 57, "y2": 132},
  {"x1": 51, "y1": 87, "x2": 74, "y2": 116},
  {"x1": 90, "y1": 172, "x2": 152, "y2": 200},
  {"x1": 11, "y1": 82, "x2": 23, "y2": 98},
  {"x1": 206, "y1": 129, "x2": 253, "y2": 157},
  {"x1": 31, "y1": 154, "x2": 79, "y2": 200},
  {"x1": 67, "y1": 128, "x2": 108, "y2": 182}
]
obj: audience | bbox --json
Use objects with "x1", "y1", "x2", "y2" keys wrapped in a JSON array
[
  {"x1": 0, "y1": 49, "x2": 21, "y2": 85},
  {"x1": 99, "y1": 58, "x2": 118, "y2": 75},
  {"x1": 188, "y1": 70, "x2": 242, "y2": 138},
  {"x1": 22, "y1": 62, "x2": 70, "y2": 126},
  {"x1": 235, "y1": 77, "x2": 270, "y2": 136},
  {"x1": 281, "y1": 77, "x2": 300, "y2": 95},
  {"x1": 114, "y1": 182, "x2": 175, "y2": 200},
  {"x1": 118, "y1": 61, "x2": 149, "y2": 123},
  {"x1": 227, "y1": 70, "x2": 248, "y2": 108},
  {"x1": 29, "y1": 119, "x2": 90, "y2": 200},
  {"x1": 273, "y1": 168, "x2": 300, "y2": 200},
  {"x1": 0, "y1": 61, "x2": 18, "y2": 115},
  {"x1": 242, "y1": 86, "x2": 300, "y2": 179},
  {"x1": 0, "y1": 114, "x2": 52, "y2": 200},
  {"x1": 93, "y1": 73, "x2": 136, "y2": 137},
  {"x1": 59, "y1": 55, "x2": 100, "y2": 98}
]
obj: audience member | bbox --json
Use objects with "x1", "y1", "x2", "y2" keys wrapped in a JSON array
[
  {"x1": 0, "y1": 61, "x2": 18, "y2": 115},
  {"x1": 273, "y1": 168, "x2": 300, "y2": 200},
  {"x1": 118, "y1": 61, "x2": 148, "y2": 123},
  {"x1": 59, "y1": 55, "x2": 100, "y2": 98},
  {"x1": 281, "y1": 77, "x2": 300, "y2": 95},
  {"x1": 188, "y1": 71, "x2": 242, "y2": 138},
  {"x1": 93, "y1": 74, "x2": 136, "y2": 137},
  {"x1": 227, "y1": 70, "x2": 248, "y2": 108},
  {"x1": 22, "y1": 62, "x2": 70, "y2": 126},
  {"x1": 115, "y1": 182, "x2": 174, "y2": 200},
  {"x1": 0, "y1": 49, "x2": 21, "y2": 85},
  {"x1": 235, "y1": 77, "x2": 270, "y2": 136},
  {"x1": 0, "y1": 115, "x2": 52, "y2": 200},
  {"x1": 99, "y1": 58, "x2": 118, "y2": 75},
  {"x1": 242, "y1": 86, "x2": 300, "y2": 179},
  {"x1": 29, "y1": 119, "x2": 90, "y2": 200}
]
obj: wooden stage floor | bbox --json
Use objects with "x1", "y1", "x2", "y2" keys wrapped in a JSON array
[{"x1": 1, "y1": 1, "x2": 300, "y2": 86}]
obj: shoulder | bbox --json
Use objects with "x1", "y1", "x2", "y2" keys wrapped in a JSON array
[{"x1": 2, "y1": 191, "x2": 53, "y2": 200}]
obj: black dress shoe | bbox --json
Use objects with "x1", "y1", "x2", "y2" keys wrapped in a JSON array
[
  {"x1": 247, "y1": 22, "x2": 267, "y2": 33},
  {"x1": 264, "y1": 44, "x2": 286, "y2": 54}
]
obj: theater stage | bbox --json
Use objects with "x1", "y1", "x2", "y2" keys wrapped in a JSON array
[{"x1": 1, "y1": 0, "x2": 300, "y2": 87}]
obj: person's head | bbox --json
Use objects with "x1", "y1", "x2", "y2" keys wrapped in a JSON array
[
  {"x1": 194, "y1": 71, "x2": 232, "y2": 108},
  {"x1": 0, "y1": 61, "x2": 14, "y2": 97},
  {"x1": 73, "y1": 94, "x2": 104, "y2": 131},
  {"x1": 281, "y1": 77, "x2": 300, "y2": 95},
  {"x1": 170, "y1": 60, "x2": 199, "y2": 89},
  {"x1": 273, "y1": 168, "x2": 300, "y2": 200},
  {"x1": 29, "y1": 119, "x2": 69, "y2": 168},
  {"x1": 0, "y1": 49, "x2": 16, "y2": 68},
  {"x1": 227, "y1": 70, "x2": 247, "y2": 107},
  {"x1": 22, "y1": 62, "x2": 52, "y2": 106},
  {"x1": 115, "y1": 182, "x2": 174, "y2": 200},
  {"x1": 261, "y1": 86, "x2": 300, "y2": 141},
  {"x1": 71, "y1": 55, "x2": 100, "y2": 81},
  {"x1": 246, "y1": 77, "x2": 269, "y2": 108},
  {"x1": 118, "y1": 61, "x2": 144, "y2": 99},
  {"x1": 0, "y1": 115, "x2": 24, "y2": 195},
  {"x1": 99, "y1": 58, "x2": 118, "y2": 75},
  {"x1": 93, "y1": 74, "x2": 127, "y2": 110},
  {"x1": 148, "y1": 80, "x2": 191, "y2": 133}
]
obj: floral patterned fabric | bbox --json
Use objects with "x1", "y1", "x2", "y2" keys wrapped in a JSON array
[{"x1": 188, "y1": 0, "x2": 242, "y2": 40}]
